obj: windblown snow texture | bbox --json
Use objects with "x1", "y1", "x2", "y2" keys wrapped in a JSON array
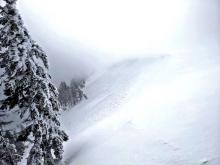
[{"x1": 61, "y1": 51, "x2": 220, "y2": 165}]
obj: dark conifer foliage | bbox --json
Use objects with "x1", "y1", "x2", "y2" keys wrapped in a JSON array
[
  {"x1": 0, "y1": 0, "x2": 68, "y2": 164},
  {"x1": 70, "y1": 79, "x2": 87, "y2": 104},
  {"x1": 0, "y1": 130, "x2": 22, "y2": 165},
  {"x1": 58, "y1": 79, "x2": 87, "y2": 109},
  {"x1": 58, "y1": 82, "x2": 71, "y2": 107}
]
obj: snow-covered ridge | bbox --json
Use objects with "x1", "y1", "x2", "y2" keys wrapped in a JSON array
[
  {"x1": 61, "y1": 53, "x2": 220, "y2": 165},
  {"x1": 61, "y1": 57, "x2": 164, "y2": 133}
]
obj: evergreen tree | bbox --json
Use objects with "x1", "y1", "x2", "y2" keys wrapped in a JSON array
[
  {"x1": 58, "y1": 82, "x2": 71, "y2": 107},
  {"x1": 0, "y1": 0, "x2": 68, "y2": 164},
  {"x1": 0, "y1": 132, "x2": 21, "y2": 165},
  {"x1": 4, "y1": 130, "x2": 25, "y2": 160},
  {"x1": 70, "y1": 79, "x2": 87, "y2": 105},
  {"x1": 58, "y1": 79, "x2": 87, "y2": 109}
]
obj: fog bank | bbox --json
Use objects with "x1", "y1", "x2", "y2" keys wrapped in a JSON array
[{"x1": 17, "y1": 0, "x2": 220, "y2": 84}]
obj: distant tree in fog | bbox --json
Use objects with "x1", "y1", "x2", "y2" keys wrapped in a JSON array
[
  {"x1": 58, "y1": 79, "x2": 87, "y2": 109},
  {"x1": 58, "y1": 81, "x2": 71, "y2": 107}
]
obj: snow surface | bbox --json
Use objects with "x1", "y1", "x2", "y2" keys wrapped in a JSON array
[{"x1": 60, "y1": 47, "x2": 220, "y2": 165}]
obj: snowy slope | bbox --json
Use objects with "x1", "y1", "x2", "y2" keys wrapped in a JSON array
[{"x1": 60, "y1": 48, "x2": 220, "y2": 165}]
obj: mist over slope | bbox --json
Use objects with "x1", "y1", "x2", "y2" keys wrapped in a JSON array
[
  {"x1": 60, "y1": 49, "x2": 220, "y2": 165},
  {"x1": 17, "y1": 0, "x2": 220, "y2": 84}
]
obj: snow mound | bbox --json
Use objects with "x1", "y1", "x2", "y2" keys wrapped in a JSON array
[{"x1": 61, "y1": 53, "x2": 220, "y2": 165}]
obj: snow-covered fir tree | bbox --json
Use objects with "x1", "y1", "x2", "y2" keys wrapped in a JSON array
[
  {"x1": 0, "y1": 130, "x2": 22, "y2": 165},
  {"x1": 58, "y1": 79, "x2": 87, "y2": 109},
  {"x1": 58, "y1": 82, "x2": 71, "y2": 108},
  {"x1": 0, "y1": 0, "x2": 68, "y2": 164},
  {"x1": 3, "y1": 130, "x2": 25, "y2": 162},
  {"x1": 70, "y1": 79, "x2": 87, "y2": 105}
]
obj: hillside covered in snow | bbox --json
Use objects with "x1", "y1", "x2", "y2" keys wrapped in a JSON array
[{"x1": 60, "y1": 48, "x2": 220, "y2": 165}]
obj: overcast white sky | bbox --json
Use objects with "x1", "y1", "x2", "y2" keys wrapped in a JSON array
[{"x1": 16, "y1": 0, "x2": 220, "y2": 83}]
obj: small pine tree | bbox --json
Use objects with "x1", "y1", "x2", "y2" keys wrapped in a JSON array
[
  {"x1": 58, "y1": 82, "x2": 71, "y2": 107},
  {"x1": 70, "y1": 79, "x2": 87, "y2": 104},
  {"x1": 58, "y1": 79, "x2": 87, "y2": 109},
  {"x1": 0, "y1": 0, "x2": 68, "y2": 164}
]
